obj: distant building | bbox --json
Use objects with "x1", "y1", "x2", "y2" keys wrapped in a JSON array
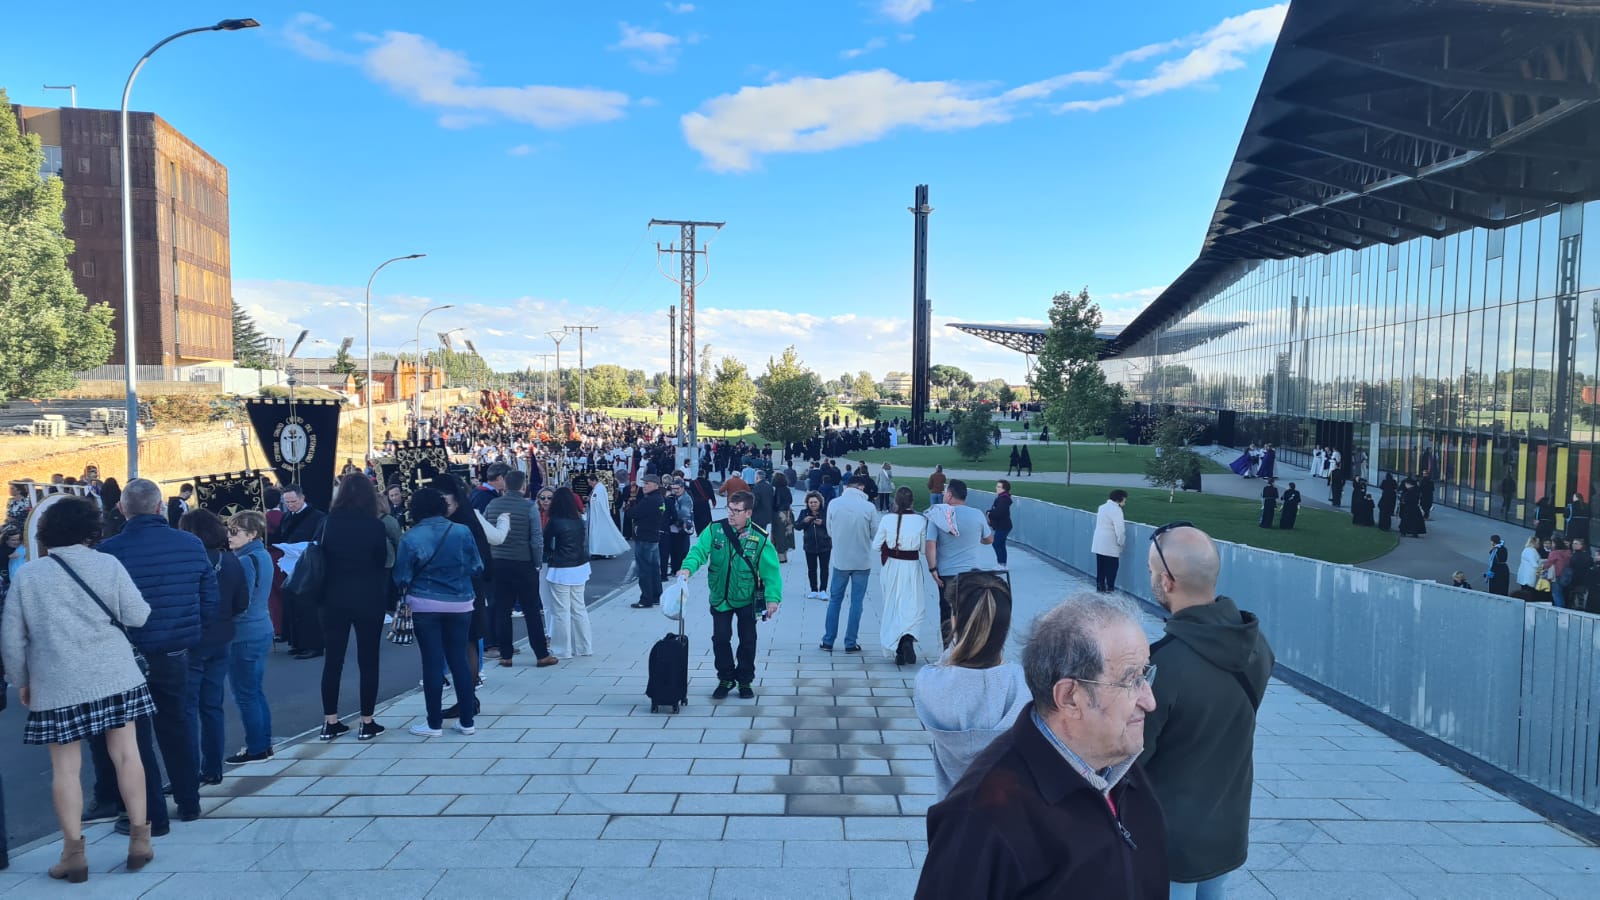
[
  {"x1": 12, "y1": 104, "x2": 233, "y2": 368},
  {"x1": 881, "y1": 372, "x2": 913, "y2": 397}
]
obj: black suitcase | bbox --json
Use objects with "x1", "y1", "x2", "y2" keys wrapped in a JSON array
[{"x1": 646, "y1": 619, "x2": 689, "y2": 714}]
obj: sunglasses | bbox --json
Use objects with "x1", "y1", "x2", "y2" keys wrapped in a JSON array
[{"x1": 1149, "y1": 521, "x2": 1195, "y2": 582}]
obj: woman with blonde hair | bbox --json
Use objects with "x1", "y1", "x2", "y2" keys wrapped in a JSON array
[{"x1": 912, "y1": 571, "x2": 1030, "y2": 798}]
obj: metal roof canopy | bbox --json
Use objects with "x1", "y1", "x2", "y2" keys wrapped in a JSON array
[
  {"x1": 949, "y1": 320, "x2": 1248, "y2": 359},
  {"x1": 1106, "y1": 0, "x2": 1600, "y2": 358}
]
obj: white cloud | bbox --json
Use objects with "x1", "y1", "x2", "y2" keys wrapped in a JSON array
[
  {"x1": 665, "y1": 2, "x2": 695, "y2": 12},
  {"x1": 282, "y1": 17, "x2": 629, "y2": 131},
  {"x1": 880, "y1": 0, "x2": 934, "y2": 24},
  {"x1": 682, "y1": 70, "x2": 1010, "y2": 172},
  {"x1": 682, "y1": 4, "x2": 1285, "y2": 170},
  {"x1": 507, "y1": 144, "x2": 534, "y2": 156},
  {"x1": 1098, "y1": 285, "x2": 1169, "y2": 324},
  {"x1": 840, "y1": 37, "x2": 888, "y2": 60},
  {"x1": 612, "y1": 22, "x2": 684, "y2": 73}
]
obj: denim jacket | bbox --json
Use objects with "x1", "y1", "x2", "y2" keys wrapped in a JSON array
[{"x1": 393, "y1": 516, "x2": 482, "y2": 603}]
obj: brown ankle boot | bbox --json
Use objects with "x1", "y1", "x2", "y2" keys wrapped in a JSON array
[
  {"x1": 126, "y1": 822, "x2": 154, "y2": 871},
  {"x1": 48, "y1": 835, "x2": 88, "y2": 883}
]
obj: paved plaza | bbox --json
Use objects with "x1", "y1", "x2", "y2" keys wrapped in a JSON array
[{"x1": 2, "y1": 539, "x2": 1596, "y2": 898}]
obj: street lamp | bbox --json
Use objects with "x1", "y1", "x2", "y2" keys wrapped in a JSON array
[
  {"x1": 120, "y1": 17, "x2": 259, "y2": 479},
  {"x1": 435, "y1": 327, "x2": 465, "y2": 422},
  {"x1": 548, "y1": 330, "x2": 568, "y2": 411},
  {"x1": 365, "y1": 253, "x2": 425, "y2": 459},
  {"x1": 413, "y1": 304, "x2": 453, "y2": 435}
]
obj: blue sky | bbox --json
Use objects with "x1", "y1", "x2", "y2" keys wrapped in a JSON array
[{"x1": 5, "y1": 1, "x2": 1286, "y2": 382}]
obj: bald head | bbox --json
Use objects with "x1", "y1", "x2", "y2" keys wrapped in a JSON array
[{"x1": 1148, "y1": 525, "x2": 1221, "y2": 612}]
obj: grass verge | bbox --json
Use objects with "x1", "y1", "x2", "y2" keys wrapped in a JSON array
[{"x1": 855, "y1": 442, "x2": 1227, "y2": 476}]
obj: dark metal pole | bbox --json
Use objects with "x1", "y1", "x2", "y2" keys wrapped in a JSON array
[{"x1": 910, "y1": 185, "x2": 932, "y2": 438}]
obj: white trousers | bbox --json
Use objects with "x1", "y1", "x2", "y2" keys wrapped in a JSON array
[{"x1": 547, "y1": 580, "x2": 593, "y2": 659}]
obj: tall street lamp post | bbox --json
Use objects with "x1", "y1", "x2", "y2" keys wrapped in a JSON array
[
  {"x1": 120, "y1": 16, "x2": 259, "y2": 479},
  {"x1": 365, "y1": 253, "x2": 425, "y2": 459},
  {"x1": 413, "y1": 305, "x2": 453, "y2": 436}
]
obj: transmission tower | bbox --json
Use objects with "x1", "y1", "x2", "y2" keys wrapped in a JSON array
[
  {"x1": 650, "y1": 218, "x2": 724, "y2": 474},
  {"x1": 564, "y1": 325, "x2": 600, "y2": 414}
]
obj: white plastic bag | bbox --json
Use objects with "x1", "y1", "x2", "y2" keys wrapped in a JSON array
[{"x1": 661, "y1": 578, "x2": 687, "y2": 621}]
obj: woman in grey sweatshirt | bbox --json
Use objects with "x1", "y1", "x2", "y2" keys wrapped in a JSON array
[{"x1": 913, "y1": 571, "x2": 1031, "y2": 798}]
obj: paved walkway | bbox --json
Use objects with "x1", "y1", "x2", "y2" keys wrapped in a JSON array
[{"x1": 1, "y1": 537, "x2": 1592, "y2": 897}]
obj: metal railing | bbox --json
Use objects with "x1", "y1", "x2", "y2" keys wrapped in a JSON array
[{"x1": 969, "y1": 488, "x2": 1600, "y2": 814}]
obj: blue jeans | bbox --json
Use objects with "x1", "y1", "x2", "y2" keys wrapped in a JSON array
[
  {"x1": 993, "y1": 528, "x2": 1010, "y2": 565},
  {"x1": 1169, "y1": 873, "x2": 1229, "y2": 899},
  {"x1": 634, "y1": 540, "x2": 662, "y2": 605},
  {"x1": 186, "y1": 642, "x2": 231, "y2": 779},
  {"x1": 229, "y1": 634, "x2": 274, "y2": 755},
  {"x1": 1553, "y1": 579, "x2": 1567, "y2": 608},
  {"x1": 414, "y1": 611, "x2": 476, "y2": 729},
  {"x1": 823, "y1": 569, "x2": 870, "y2": 648}
]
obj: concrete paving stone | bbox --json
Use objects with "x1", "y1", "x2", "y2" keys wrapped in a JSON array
[
  {"x1": 277, "y1": 758, "x2": 397, "y2": 778},
  {"x1": 611, "y1": 728, "x2": 705, "y2": 743},
  {"x1": 781, "y1": 839, "x2": 913, "y2": 868},
  {"x1": 275, "y1": 741, "x2": 367, "y2": 760},
  {"x1": 453, "y1": 741, "x2": 559, "y2": 758},
  {"x1": 1377, "y1": 763, "x2": 1474, "y2": 783},
  {"x1": 1248, "y1": 820, "x2": 1335, "y2": 844},
  {"x1": 424, "y1": 867, "x2": 581, "y2": 899},
  {"x1": 879, "y1": 729, "x2": 935, "y2": 745},
  {"x1": 387, "y1": 839, "x2": 534, "y2": 869},
  {"x1": 122, "y1": 817, "x2": 250, "y2": 844},
  {"x1": 551, "y1": 741, "x2": 651, "y2": 758},
  {"x1": 632, "y1": 774, "x2": 737, "y2": 793},
  {"x1": 736, "y1": 775, "x2": 842, "y2": 794},
  {"x1": 1291, "y1": 843, "x2": 1445, "y2": 873},
  {"x1": 483, "y1": 715, "x2": 585, "y2": 729},
  {"x1": 846, "y1": 717, "x2": 925, "y2": 731},
  {"x1": 650, "y1": 743, "x2": 746, "y2": 758},
  {"x1": 1216, "y1": 872, "x2": 1277, "y2": 900},
  {"x1": 522, "y1": 838, "x2": 658, "y2": 867},
  {"x1": 256, "y1": 840, "x2": 404, "y2": 871},
  {"x1": 353, "y1": 816, "x2": 492, "y2": 841},
  {"x1": 850, "y1": 867, "x2": 921, "y2": 899},
  {"x1": 1445, "y1": 800, "x2": 1549, "y2": 822},
  {"x1": 791, "y1": 729, "x2": 870, "y2": 744},
  {"x1": 690, "y1": 758, "x2": 792, "y2": 775},
  {"x1": 519, "y1": 773, "x2": 634, "y2": 794},
  {"x1": 1240, "y1": 843, "x2": 1306, "y2": 871},
  {"x1": 840, "y1": 743, "x2": 931, "y2": 760},
  {"x1": 1254, "y1": 779, "x2": 1387, "y2": 800},
  {"x1": 672, "y1": 794, "x2": 788, "y2": 815},
  {"x1": 328, "y1": 795, "x2": 457, "y2": 817},
  {"x1": 567, "y1": 865, "x2": 714, "y2": 899},
  {"x1": 546, "y1": 704, "x2": 638, "y2": 716},
  {"x1": 843, "y1": 817, "x2": 927, "y2": 841},
  {"x1": 1250, "y1": 763, "x2": 1301, "y2": 780},
  {"x1": 1435, "y1": 822, "x2": 1591, "y2": 847},
  {"x1": 300, "y1": 774, "x2": 425, "y2": 795},
  {"x1": 381, "y1": 758, "x2": 493, "y2": 776},
  {"x1": 222, "y1": 816, "x2": 372, "y2": 843},
  {"x1": 650, "y1": 839, "x2": 785, "y2": 868},
  {"x1": 485, "y1": 757, "x2": 596, "y2": 775},
  {"x1": 0, "y1": 872, "x2": 172, "y2": 898},
  {"x1": 1370, "y1": 781, "x2": 1499, "y2": 803},
  {"x1": 1335, "y1": 799, "x2": 1486, "y2": 822},
  {"x1": 1246, "y1": 798, "x2": 1363, "y2": 820},
  {"x1": 698, "y1": 728, "x2": 793, "y2": 744},
  {"x1": 579, "y1": 715, "x2": 666, "y2": 729},
  {"x1": 844, "y1": 775, "x2": 936, "y2": 795},
  {"x1": 347, "y1": 741, "x2": 462, "y2": 759},
  {"x1": 1323, "y1": 735, "x2": 1412, "y2": 753},
  {"x1": 442, "y1": 794, "x2": 566, "y2": 816},
  {"x1": 1541, "y1": 846, "x2": 1600, "y2": 872},
  {"x1": 1255, "y1": 734, "x2": 1344, "y2": 750},
  {"x1": 285, "y1": 869, "x2": 443, "y2": 899},
  {"x1": 670, "y1": 716, "x2": 755, "y2": 729},
  {"x1": 753, "y1": 716, "x2": 840, "y2": 730},
  {"x1": 1280, "y1": 763, "x2": 1406, "y2": 783},
  {"x1": 207, "y1": 795, "x2": 340, "y2": 818},
  {"x1": 588, "y1": 757, "x2": 694, "y2": 775},
  {"x1": 1386, "y1": 873, "x2": 1557, "y2": 898},
  {"x1": 117, "y1": 839, "x2": 283, "y2": 873},
  {"x1": 1414, "y1": 844, "x2": 1579, "y2": 874},
  {"x1": 791, "y1": 759, "x2": 892, "y2": 776},
  {"x1": 725, "y1": 815, "x2": 845, "y2": 840},
  {"x1": 711, "y1": 866, "x2": 851, "y2": 900},
  {"x1": 1525, "y1": 873, "x2": 1600, "y2": 897},
  {"x1": 723, "y1": 705, "x2": 796, "y2": 717},
  {"x1": 413, "y1": 774, "x2": 530, "y2": 794},
  {"x1": 602, "y1": 815, "x2": 728, "y2": 840},
  {"x1": 1315, "y1": 820, "x2": 1463, "y2": 845},
  {"x1": 743, "y1": 743, "x2": 839, "y2": 759},
  {"x1": 1252, "y1": 870, "x2": 1414, "y2": 899},
  {"x1": 559, "y1": 792, "x2": 680, "y2": 815},
  {"x1": 787, "y1": 794, "x2": 902, "y2": 816},
  {"x1": 140, "y1": 870, "x2": 309, "y2": 898},
  {"x1": 887, "y1": 759, "x2": 936, "y2": 777},
  {"x1": 478, "y1": 814, "x2": 609, "y2": 840},
  {"x1": 898, "y1": 795, "x2": 936, "y2": 816},
  {"x1": 522, "y1": 728, "x2": 617, "y2": 742}
]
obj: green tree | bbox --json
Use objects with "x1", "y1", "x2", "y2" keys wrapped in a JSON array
[
  {"x1": 955, "y1": 403, "x2": 994, "y2": 462},
  {"x1": 1101, "y1": 384, "x2": 1129, "y2": 451},
  {"x1": 702, "y1": 356, "x2": 755, "y2": 431},
  {"x1": 853, "y1": 371, "x2": 879, "y2": 401},
  {"x1": 584, "y1": 364, "x2": 630, "y2": 407},
  {"x1": 851, "y1": 397, "x2": 882, "y2": 422},
  {"x1": 1034, "y1": 288, "x2": 1115, "y2": 485},
  {"x1": 232, "y1": 301, "x2": 272, "y2": 369},
  {"x1": 329, "y1": 341, "x2": 366, "y2": 391},
  {"x1": 1144, "y1": 411, "x2": 1206, "y2": 502},
  {"x1": 930, "y1": 364, "x2": 974, "y2": 402},
  {"x1": 752, "y1": 346, "x2": 825, "y2": 446},
  {"x1": 650, "y1": 374, "x2": 677, "y2": 410},
  {"x1": 996, "y1": 383, "x2": 1016, "y2": 406},
  {"x1": 0, "y1": 87, "x2": 115, "y2": 400}
]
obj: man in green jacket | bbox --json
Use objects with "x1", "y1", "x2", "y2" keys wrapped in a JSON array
[
  {"x1": 678, "y1": 489, "x2": 782, "y2": 700},
  {"x1": 1141, "y1": 523, "x2": 1274, "y2": 899}
]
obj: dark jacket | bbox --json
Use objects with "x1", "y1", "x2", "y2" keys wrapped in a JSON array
[
  {"x1": 318, "y1": 512, "x2": 390, "y2": 615},
  {"x1": 989, "y1": 492, "x2": 1013, "y2": 531},
  {"x1": 545, "y1": 517, "x2": 589, "y2": 570},
  {"x1": 628, "y1": 490, "x2": 667, "y2": 543},
  {"x1": 274, "y1": 505, "x2": 326, "y2": 545},
  {"x1": 752, "y1": 479, "x2": 776, "y2": 529},
  {"x1": 98, "y1": 514, "x2": 215, "y2": 654},
  {"x1": 468, "y1": 485, "x2": 500, "y2": 516},
  {"x1": 485, "y1": 494, "x2": 542, "y2": 565},
  {"x1": 199, "y1": 548, "x2": 248, "y2": 647},
  {"x1": 918, "y1": 705, "x2": 1168, "y2": 899},
  {"x1": 1139, "y1": 595, "x2": 1274, "y2": 882},
  {"x1": 798, "y1": 503, "x2": 831, "y2": 553},
  {"x1": 449, "y1": 504, "x2": 495, "y2": 584}
]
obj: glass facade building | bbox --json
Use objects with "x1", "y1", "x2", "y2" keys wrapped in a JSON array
[{"x1": 1109, "y1": 200, "x2": 1598, "y2": 524}]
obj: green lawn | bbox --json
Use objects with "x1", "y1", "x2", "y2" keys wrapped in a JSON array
[
  {"x1": 894, "y1": 477, "x2": 1398, "y2": 565},
  {"x1": 594, "y1": 407, "x2": 761, "y2": 442},
  {"x1": 852, "y1": 442, "x2": 1227, "y2": 476}
]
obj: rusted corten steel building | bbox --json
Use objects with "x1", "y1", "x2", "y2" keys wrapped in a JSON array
[{"x1": 13, "y1": 104, "x2": 233, "y2": 367}]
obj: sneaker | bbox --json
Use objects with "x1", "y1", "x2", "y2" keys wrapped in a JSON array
[
  {"x1": 319, "y1": 721, "x2": 350, "y2": 741},
  {"x1": 711, "y1": 680, "x2": 734, "y2": 700},
  {"x1": 453, "y1": 723, "x2": 476, "y2": 735},
  {"x1": 511, "y1": 610, "x2": 524, "y2": 618},
  {"x1": 484, "y1": 648, "x2": 502, "y2": 660},
  {"x1": 357, "y1": 721, "x2": 386, "y2": 741},
  {"x1": 225, "y1": 747, "x2": 274, "y2": 765},
  {"x1": 409, "y1": 723, "x2": 443, "y2": 738},
  {"x1": 82, "y1": 801, "x2": 121, "y2": 824},
  {"x1": 738, "y1": 683, "x2": 755, "y2": 699},
  {"x1": 819, "y1": 643, "x2": 834, "y2": 652},
  {"x1": 630, "y1": 601, "x2": 656, "y2": 609}
]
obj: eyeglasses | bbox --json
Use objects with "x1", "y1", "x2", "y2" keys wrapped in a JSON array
[
  {"x1": 1075, "y1": 663, "x2": 1158, "y2": 693},
  {"x1": 1149, "y1": 520, "x2": 1194, "y2": 582},
  {"x1": 727, "y1": 506, "x2": 751, "y2": 515}
]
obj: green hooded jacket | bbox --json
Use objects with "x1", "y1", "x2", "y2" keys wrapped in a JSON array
[{"x1": 681, "y1": 521, "x2": 783, "y2": 612}]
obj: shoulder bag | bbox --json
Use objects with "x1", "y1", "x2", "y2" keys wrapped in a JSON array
[
  {"x1": 51, "y1": 555, "x2": 149, "y2": 677},
  {"x1": 721, "y1": 521, "x2": 768, "y2": 603},
  {"x1": 390, "y1": 524, "x2": 454, "y2": 645},
  {"x1": 283, "y1": 518, "x2": 330, "y2": 600}
]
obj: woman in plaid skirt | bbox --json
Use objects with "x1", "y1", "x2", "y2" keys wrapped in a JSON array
[{"x1": 0, "y1": 496, "x2": 157, "y2": 882}]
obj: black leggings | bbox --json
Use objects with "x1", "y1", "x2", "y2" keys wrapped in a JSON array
[
  {"x1": 321, "y1": 608, "x2": 384, "y2": 717},
  {"x1": 806, "y1": 550, "x2": 831, "y2": 591}
]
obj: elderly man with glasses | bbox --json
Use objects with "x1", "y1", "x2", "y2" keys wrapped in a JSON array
[
  {"x1": 918, "y1": 592, "x2": 1168, "y2": 899},
  {"x1": 677, "y1": 490, "x2": 782, "y2": 700},
  {"x1": 1143, "y1": 522, "x2": 1274, "y2": 900}
]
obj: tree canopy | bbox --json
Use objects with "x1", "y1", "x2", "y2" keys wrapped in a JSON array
[
  {"x1": 0, "y1": 87, "x2": 115, "y2": 400},
  {"x1": 701, "y1": 355, "x2": 756, "y2": 431},
  {"x1": 752, "y1": 346, "x2": 825, "y2": 446},
  {"x1": 232, "y1": 301, "x2": 273, "y2": 369},
  {"x1": 1034, "y1": 288, "x2": 1116, "y2": 484}
]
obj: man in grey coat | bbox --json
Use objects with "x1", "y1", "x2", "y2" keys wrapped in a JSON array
[
  {"x1": 821, "y1": 475, "x2": 877, "y2": 652},
  {"x1": 485, "y1": 470, "x2": 554, "y2": 667}
]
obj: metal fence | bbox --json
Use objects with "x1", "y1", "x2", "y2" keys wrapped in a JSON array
[{"x1": 968, "y1": 489, "x2": 1600, "y2": 814}]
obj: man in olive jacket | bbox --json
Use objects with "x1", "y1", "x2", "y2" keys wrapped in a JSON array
[
  {"x1": 677, "y1": 490, "x2": 781, "y2": 700},
  {"x1": 1142, "y1": 524, "x2": 1274, "y2": 898}
]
